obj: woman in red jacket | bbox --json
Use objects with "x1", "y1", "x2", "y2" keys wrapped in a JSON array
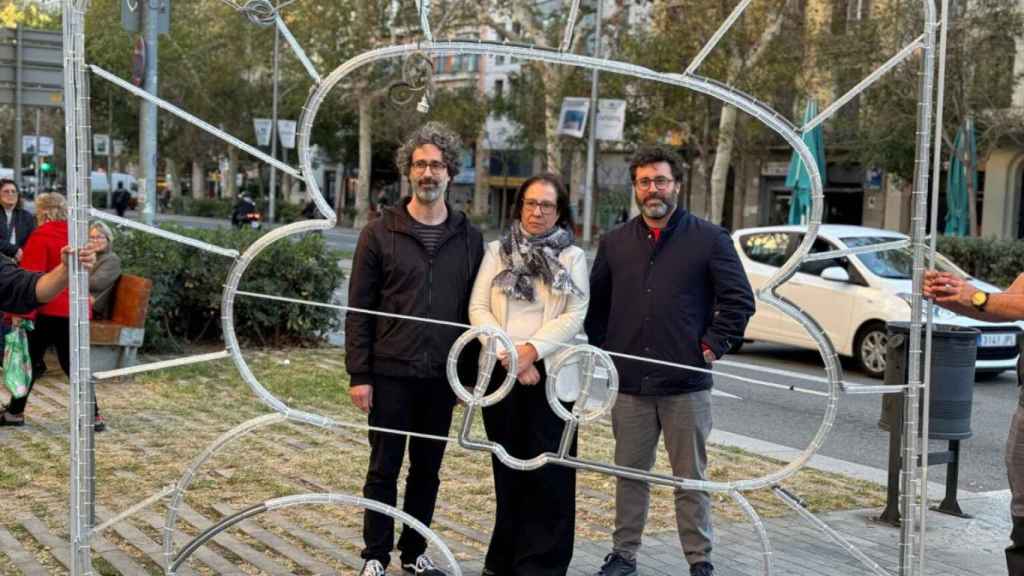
[{"x1": 0, "y1": 193, "x2": 102, "y2": 430}]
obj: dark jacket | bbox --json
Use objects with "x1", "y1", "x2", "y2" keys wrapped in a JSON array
[
  {"x1": 345, "y1": 197, "x2": 484, "y2": 387},
  {"x1": 584, "y1": 208, "x2": 755, "y2": 395},
  {"x1": 0, "y1": 255, "x2": 40, "y2": 314},
  {"x1": 0, "y1": 207, "x2": 35, "y2": 259}
]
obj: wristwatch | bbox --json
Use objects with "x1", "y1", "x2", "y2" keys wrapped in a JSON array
[{"x1": 971, "y1": 290, "x2": 989, "y2": 311}]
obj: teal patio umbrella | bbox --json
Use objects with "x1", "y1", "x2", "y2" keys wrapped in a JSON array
[
  {"x1": 944, "y1": 120, "x2": 976, "y2": 237},
  {"x1": 786, "y1": 101, "x2": 827, "y2": 225}
]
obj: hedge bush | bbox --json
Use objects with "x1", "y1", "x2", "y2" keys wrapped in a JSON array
[
  {"x1": 936, "y1": 236, "x2": 1024, "y2": 289},
  {"x1": 169, "y1": 196, "x2": 307, "y2": 224},
  {"x1": 114, "y1": 224, "x2": 345, "y2": 351}
]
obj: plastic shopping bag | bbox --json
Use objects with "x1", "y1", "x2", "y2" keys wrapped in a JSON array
[{"x1": 3, "y1": 320, "x2": 33, "y2": 399}]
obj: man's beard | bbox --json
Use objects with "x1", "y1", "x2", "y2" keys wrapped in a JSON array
[
  {"x1": 636, "y1": 191, "x2": 676, "y2": 219},
  {"x1": 413, "y1": 175, "x2": 448, "y2": 203}
]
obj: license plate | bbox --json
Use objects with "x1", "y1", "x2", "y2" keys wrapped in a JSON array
[{"x1": 978, "y1": 333, "x2": 1017, "y2": 348}]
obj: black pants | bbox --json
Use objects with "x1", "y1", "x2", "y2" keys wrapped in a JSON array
[
  {"x1": 7, "y1": 316, "x2": 98, "y2": 417},
  {"x1": 481, "y1": 363, "x2": 576, "y2": 576},
  {"x1": 361, "y1": 376, "x2": 455, "y2": 567}
]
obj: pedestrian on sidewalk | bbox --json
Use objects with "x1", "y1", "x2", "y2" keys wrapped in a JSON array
[
  {"x1": 345, "y1": 121, "x2": 483, "y2": 576},
  {"x1": 468, "y1": 172, "x2": 588, "y2": 576},
  {"x1": 111, "y1": 182, "x2": 131, "y2": 218},
  {"x1": 924, "y1": 270, "x2": 1024, "y2": 576},
  {"x1": 584, "y1": 145, "x2": 755, "y2": 576}
]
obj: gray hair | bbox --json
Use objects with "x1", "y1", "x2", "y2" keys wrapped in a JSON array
[
  {"x1": 395, "y1": 121, "x2": 462, "y2": 178},
  {"x1": 90, "y1": 221, "x2": 114, "y2": 251}
]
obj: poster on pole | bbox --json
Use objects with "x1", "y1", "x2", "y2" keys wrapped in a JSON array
[
  {"x1": 38, "y1": 137, "x2": 54, "y2": 156},
  {"x1": 112, "y1": 139, "x2": 125, "y2": 157},
  {"x1": 254, "y1": 118, "x2": 273, "y2": 147},
  {"x1": 595, "y1": 99, "x2": 626, "y2": 142},
  {"x1": 557, "y1": 98, "x2": 590, "y2": 138},
  {"x1": 277, "y1": 120, "x2": 297, "y2": 149},
  {"x1": 22, "y1": 136, "x2": 37, "y2": 155},
  {"x1": 94, "y1": 134, "x2": 110, "y2": 156}
]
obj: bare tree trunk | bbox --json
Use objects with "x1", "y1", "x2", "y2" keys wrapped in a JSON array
[
  {"x1": 165, "y1": 157, "x2": 180, "y2": 199},
  {"x1": 226, "y1": 146, "x2": 239, "y2": 199},
  {"x1": 709, "y1": 105, "x2": 737, "y2": 222},
  {"x1": 542, "y1": 66, "x2": 563, "y2": 172},
  {"x1": 191, "y1": 160, "x2": 204, "y2": 199},
  {"x1": 355, "y1": 95, "x2": 372, "y2": 228},
  {"x1": 473, "y1": 127, "x2": 490, "y2": 221}
]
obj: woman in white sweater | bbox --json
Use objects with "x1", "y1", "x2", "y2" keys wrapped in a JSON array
[{"x1": 468, "y1": 173, "x2": 589, "y2": 576}]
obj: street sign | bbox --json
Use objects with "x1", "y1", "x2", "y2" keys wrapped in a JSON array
[
  {"x1": 22, "y1": 135, "x2": 53, "y2": 156},
  {"x1": 254, "y1": 118, "x2": 272, "y2": 146},
  {"x1": 557, "y1": 98, "x2": 589, "y2": 138},
  {"x1": 131, "y1": 36, "x2": 146, "y2": 86},
  {"x1": 595, "y1": 99, "x2": 626, "y2": 142},
  {"x1": 94, "y1": 134, "x2": 110, "y2": 156},
  {"x1": 0, "y1": 27, "x2": 63, "y2": 108},
  {"x1": 121, "y1": 0, "x2": 171, "y2": 34},
  {"x1": 277, "y1": 120, "x2": 297, "y2": 149}
]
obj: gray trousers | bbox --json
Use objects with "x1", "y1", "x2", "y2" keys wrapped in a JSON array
[{"x1": 610, "y1": 390, "x2": 713, "y2": 566}]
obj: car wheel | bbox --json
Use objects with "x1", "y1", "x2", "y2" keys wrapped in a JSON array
[{"x1": 855, "y1": 322, "x2": 888, "y2": 379}]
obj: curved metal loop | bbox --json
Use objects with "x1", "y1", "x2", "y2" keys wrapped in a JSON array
[
  {"x1": 545, "y1": 344, "x2": 619, "y2": 424},
  {"x1": 241, "y1": 0, "x2": 276, "y2": 26},
  {"x1": 169, "y1": 493, "x2": 460, "y2": 576},
  {"x1": 446, "y1": 326, "x2": 518, "y2": 408},
  {"x1": 162, "y1": 413, "x2": 287, "y2": 571}
]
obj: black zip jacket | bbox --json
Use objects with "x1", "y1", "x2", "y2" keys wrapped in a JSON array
[
  {"x1": 345, "y1": 198, "x2": 484, "y2": 387},
  {"x1": 0, "y1": 255, "x2": 40, "y2": 313},
  {"x1": 584, "y1": 208, "x2": 754, "y2": 395},
  {"x1": 0, "y1": 207, "x2": 35, "y2": 258}
]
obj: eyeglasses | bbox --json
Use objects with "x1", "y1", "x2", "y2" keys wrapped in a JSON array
[
  {"x1": 411, "y1": 160, "x2": 447, "y2": 173},
  {"x1": 0, "y1": 189, "x2": 17, "y2": 195},
  {"x1": 523, "y1": 200, "x2": 558, "y2": 215},
  {"x1": 635, "y1": 176, "x2": 675, "y2": 191},
  {"x1": 89, "y1": 234, "x2": 106, "y2": 241}
]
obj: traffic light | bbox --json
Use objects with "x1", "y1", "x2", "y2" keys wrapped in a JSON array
[{"x1": 40, "y1": 161, "x2": 52, "y2": 173}]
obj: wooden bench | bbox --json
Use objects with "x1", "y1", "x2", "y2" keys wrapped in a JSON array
[{"x1": 90, "y1": 274, "x2": 153, "y2": 373}]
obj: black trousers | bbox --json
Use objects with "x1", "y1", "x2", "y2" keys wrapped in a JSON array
[
  {"x1": 7, "y1": 315, "x2": 98, "y2": 417},
  {"x1": 481, "y1": 363, "x2": 576, "y2": 576},
  {"x1": 361, "y1": 376, "x2": 455, "y2": 567}
]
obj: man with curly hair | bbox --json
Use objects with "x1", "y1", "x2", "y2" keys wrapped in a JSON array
[{"x1": 346, "y1": 121, "x2": 484, "y2": 576}]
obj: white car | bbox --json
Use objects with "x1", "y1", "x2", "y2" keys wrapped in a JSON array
[{"x1": 733, "y1": 225, "x2": 1021, "y2": 378}]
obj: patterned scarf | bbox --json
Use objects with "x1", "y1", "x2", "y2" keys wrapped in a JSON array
[{"x1": 492, "y1": 222, "x2": 583, "y2": 302}]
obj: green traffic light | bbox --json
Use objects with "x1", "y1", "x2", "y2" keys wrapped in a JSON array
[{"x1": 40, "y1": 162, "x2": 52, "y2": 173}]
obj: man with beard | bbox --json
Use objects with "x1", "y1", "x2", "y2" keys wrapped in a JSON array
[
  {"x1": 346, "y1": 122, "x2": 484, "y2": 576},
  {"x1": 585, "y1": 145, "x2": 754, "y2": 576}
]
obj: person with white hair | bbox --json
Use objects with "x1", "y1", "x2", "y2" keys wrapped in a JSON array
[{"x1": 88, "y1": 221, "x2": 122, "y2": 320}]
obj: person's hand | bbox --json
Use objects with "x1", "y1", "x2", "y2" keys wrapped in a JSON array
[
  {"x1": 14, "y1": 248, "x2": 22, "y2": 262},
  {"x1": 514, "y1": 343, "x2": 538, "y2": 376},
  {"x1": 350, "y1": 384, "x2": 373, "y2": 413},
  {"x1": 60, "y1": 245, "x2": 97, "y2": 272},
  {"x1": 518, "y1": 364, "x2": 541, "y2": 385},
  {"x1": 923, "y1": 270, "x2": 976, "y2": 307},
  {"x1": 703, "y1": 347, "x2": 717, "y2": 366}
]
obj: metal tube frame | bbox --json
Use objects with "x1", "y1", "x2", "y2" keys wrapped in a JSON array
[{"x1": 61, "y1": 0, "x2": 944, "y2": 573}]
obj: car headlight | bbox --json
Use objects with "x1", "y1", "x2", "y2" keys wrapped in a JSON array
[{"x1": 897, "y1": 292, "x2": 955, "y2": 319}]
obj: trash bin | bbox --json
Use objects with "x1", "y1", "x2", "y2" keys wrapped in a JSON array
[{"x1": 878, "y1": 321, "x2": 979, "y2": 440}]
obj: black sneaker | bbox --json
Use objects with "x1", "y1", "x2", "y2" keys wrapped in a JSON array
[
  {"x1": 401, "y1": 554, "x2": 448, "y2": 575},
  {"x1": 595, "y1": 552, "x2": 637, "y2": 576},
  {"x1": 690, "y1": 561, "x2": 714, "y2": 576},
  {"x1": 94, "y1": 414, "x2": 107, "y2": 433},
  {"x1": 0, "y1": 408, "x2": 24, "y2": 427}
]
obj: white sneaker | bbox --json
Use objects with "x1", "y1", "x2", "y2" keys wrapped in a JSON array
[
  {"x1": 401, "y1": 554, "x2": 448, "y2": 575},
  {"x1": 360, "y1": 559, "x2": 387, "y2": 576}
]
